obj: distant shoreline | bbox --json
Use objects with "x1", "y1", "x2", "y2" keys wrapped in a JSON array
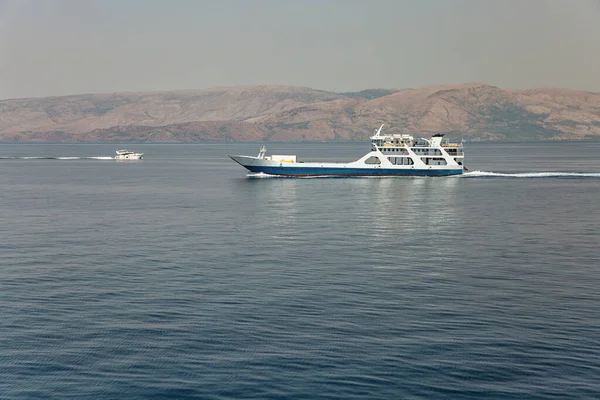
[{"x1": 2, "y1": 83, "x2": 599, "y2": 142}]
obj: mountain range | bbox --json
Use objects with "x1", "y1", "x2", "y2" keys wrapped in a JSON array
[{"x1": 1, "y1": 83, "x2": 599, "y2": 142}]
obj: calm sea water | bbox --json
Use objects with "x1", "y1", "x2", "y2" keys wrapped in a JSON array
[{"x1": 1, "y1": 141, "x2": 599, "y2": 399}]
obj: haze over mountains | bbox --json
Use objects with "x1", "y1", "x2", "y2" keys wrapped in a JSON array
[{"x1": 1, "y1": 83, "x2": 599, "y2": 142}]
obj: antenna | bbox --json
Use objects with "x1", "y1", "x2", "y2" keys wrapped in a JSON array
[{"x1": 257, "y1": 145, "x2": 267, "y2": 158}]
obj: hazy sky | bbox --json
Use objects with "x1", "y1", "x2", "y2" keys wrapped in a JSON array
[{"x1": 1, "y1": 0, "x2": 599, "y2": 99}]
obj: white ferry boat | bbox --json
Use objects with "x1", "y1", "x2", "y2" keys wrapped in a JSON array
[
  {"x1": 114, "y1": 150, "x2": 144, "y2": 160},
  {"x1": 229, "y1": 125, "x2": 465, "y2": 177}
]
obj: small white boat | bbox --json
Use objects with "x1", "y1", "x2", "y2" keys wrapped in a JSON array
[
  {"x1": 114, "y1": 150, "x2": 144, "y2": 160},
  {"x1": 229, "y1": 125, "x2": 465, "y2": 177}
]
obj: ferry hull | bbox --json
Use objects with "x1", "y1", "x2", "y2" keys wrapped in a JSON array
[
  {"x1": 246, "y1": 166, "x2": 461, "y2": 177},
  {"x1": 230, "y1": 156, "x2": 462, "y2": 177}
]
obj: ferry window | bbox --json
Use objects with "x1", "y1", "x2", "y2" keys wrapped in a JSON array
[
  {"x1": 422, "y1": 157, "x2": 447, "y2": 165},
  {"x1": 388, "y1": 157, "x2": 413, "y2": 165},
  {"x1": 365, "y1": 156, "x2": 381, "y2": 164}
]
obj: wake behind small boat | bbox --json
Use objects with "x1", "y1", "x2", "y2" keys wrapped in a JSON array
[
  {"x1": 229, "y1": 125, "x2": 465, "y2": 177},
  {"x1": 114, "y1": 149, "x2": 144, "y2": 160}
]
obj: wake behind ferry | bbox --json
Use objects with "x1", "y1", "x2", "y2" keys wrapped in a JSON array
[{"x1": 229, "y1": 125, "x2": 465, "y2": 177}]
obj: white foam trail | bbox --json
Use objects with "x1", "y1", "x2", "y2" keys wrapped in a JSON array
[
  {"x1": 246, "y1": 172, "x2": 330, "y2": 179},
  {"x1": 0, "y1": 156, "x2": 116, "y2": 161},
  {"x1": 463, "y1": 170, "x2": 600, "y2": 178},
  {"x1": 247, "y1": 172, "x2": 278, "y2": 178}
]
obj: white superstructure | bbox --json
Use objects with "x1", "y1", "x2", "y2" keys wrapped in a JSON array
[{"x1": 367, "y1": 124, "x2": 465, "y2": 169}]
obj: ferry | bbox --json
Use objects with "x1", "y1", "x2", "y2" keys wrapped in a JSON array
[
  {"x1": 229, "y1": 125, "x2": 465, "y2": 177},
  {"x1": 114, "y1": 149, "x2": 144, "y2": 160}
]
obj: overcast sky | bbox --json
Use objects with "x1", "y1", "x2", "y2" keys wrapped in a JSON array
[{"x1": 1, "y1": 0, "x2": 599, "y2": 99}]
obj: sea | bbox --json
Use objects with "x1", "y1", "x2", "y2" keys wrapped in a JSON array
[{"x1": 1, "y1": 141, "x2": 599, "y2": 399}]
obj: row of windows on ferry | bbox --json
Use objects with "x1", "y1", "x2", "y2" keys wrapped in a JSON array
[
  {"x1": 375, "y1": 147, "x2": 464, "y2": 156},
  {"x1": 372, "y1": 139, "x2": 412, "y2": 147},
  {"x1": 365, "y1": 156, "x2": 463, "y2": 166}
]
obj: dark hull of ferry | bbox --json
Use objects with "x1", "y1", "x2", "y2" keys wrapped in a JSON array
[{"x1": 243, "y1": 165, "x2": 463, "y2": 177}]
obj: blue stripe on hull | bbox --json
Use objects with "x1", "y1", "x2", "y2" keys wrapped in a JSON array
[{"x1": 244, "y1": 165, "x2": 463, "y2": 177}]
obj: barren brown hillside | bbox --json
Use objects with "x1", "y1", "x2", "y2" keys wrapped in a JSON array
[{"x1": 1, "y1": 83, "x2": 599, "y2": 142}]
